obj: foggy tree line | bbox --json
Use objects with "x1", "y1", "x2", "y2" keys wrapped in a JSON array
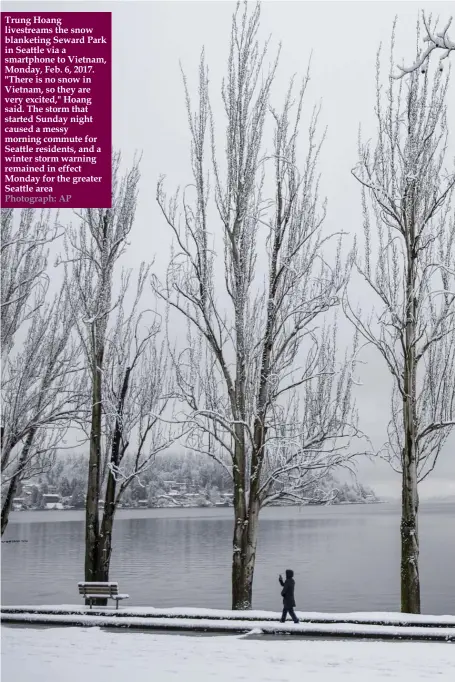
[
  {"x1": 13, "y1": 451, "x2": 376, "y2": 509},
  {"x1": 1, "y1": 3, "x2": 454, "y2": 614}
]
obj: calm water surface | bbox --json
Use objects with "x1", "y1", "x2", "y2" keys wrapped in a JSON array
[{"x1": 1, "y1": 502, "x2": 454, "y2": 614}]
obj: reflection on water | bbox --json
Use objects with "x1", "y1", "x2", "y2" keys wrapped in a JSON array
[{"x1": 2, "y1": 503, "x2": 454, "y2": 614}]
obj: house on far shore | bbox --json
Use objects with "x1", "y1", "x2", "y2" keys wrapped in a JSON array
[
  {"x1": 43, "y1": 494, "x2": 64, "y2": 510},
  {"x1": 12, "y1": 498, "x2": 26, "y2": 510}
]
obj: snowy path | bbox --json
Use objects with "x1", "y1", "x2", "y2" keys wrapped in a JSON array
[{"x1": 2, "y1": 625, "x2": 455, "y2": 682}]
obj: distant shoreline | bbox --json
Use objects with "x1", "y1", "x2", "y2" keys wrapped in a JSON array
[
  {"x1": 11, "y1": 499, "x2": 384, "y2": 513},
  {"x1": 10, "y1": 499, "x2": 455, "y2": 514},
  {"x1": 13, "y1": 493, "x2": 453, "y2": 515}
]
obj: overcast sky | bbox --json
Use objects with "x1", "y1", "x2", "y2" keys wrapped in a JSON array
[{"x1": 5, "y1": 0, "x2": 455, "y2": 498}]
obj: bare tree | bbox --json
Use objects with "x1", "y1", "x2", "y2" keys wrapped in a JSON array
[
  {"x1": 346, "y1": 30, "x2": 455, "y2": 613},
  {"x1": 90, "y1": 273, "x2": 174, "y2": 583},
  {"x1": 1, "y1": 209, "x2": 80, "y2": 535},
  {"x1": 394, "y1": 13, "x2": 454, "y2": 78},
  {"x1": 1, "y1": 288, "x2": 82, "y2": 535},
  {"x1": 154, "y1": 2, "x2": 362, "y2": 610},
  {"x1": 64, "y1": 153, "x2": 175, "y2": 593},
  {"x1": 1, "y1": 208, "x2": 59, "y2": 359}
]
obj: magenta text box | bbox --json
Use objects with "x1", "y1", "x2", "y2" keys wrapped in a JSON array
[{"x1": 1, "y1": 12, "x2": 112, "y2": 208}]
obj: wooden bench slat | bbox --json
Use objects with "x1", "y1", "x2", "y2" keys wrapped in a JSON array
[
  {"x1": 78, "y1": 585, "x2": 118, "y2": 590},
  {"x1": 78, "y1": 584, "x2": 116, "y2": 588},
  {"x1": 79, "y1": 592, "x2": 117, "y2": 599},
  {"x1": 78, "y1": 582, "x2": 118, "y2": 587},
  {"x1": 79, "y1": 587, "x2": 118, "y2": 594}
]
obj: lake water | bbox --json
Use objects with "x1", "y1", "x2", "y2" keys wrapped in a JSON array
[{"x1": 1, "y1": 502, "x2": 454, "y2": 614}]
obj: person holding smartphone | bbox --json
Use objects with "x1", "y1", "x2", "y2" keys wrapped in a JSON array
[{"x1": 278, "y1": 569, "x2": 300, "y2": 623}]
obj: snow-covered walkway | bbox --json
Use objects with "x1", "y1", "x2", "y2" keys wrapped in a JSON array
[{"x1": 2, "y1": 625, "x2": 455, "y2": 682}]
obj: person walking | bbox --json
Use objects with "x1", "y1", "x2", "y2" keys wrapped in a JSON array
[{"x1": 278, "y1": 569, "x2": 300, "y2": 623}]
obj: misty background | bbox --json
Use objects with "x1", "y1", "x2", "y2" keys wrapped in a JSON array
[{"x1": 5, "y1": 0, "x2": 455, "y2": 499}]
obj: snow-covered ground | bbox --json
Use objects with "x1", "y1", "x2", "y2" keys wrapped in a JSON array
[{"x1": 2, "y1": 625, "x2": 455, "y2": 682}]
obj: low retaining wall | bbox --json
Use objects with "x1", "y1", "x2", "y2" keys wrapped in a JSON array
[
  {"x1": 2, "y1": 608, "x2": 455, "y2": 642},
  {"x1": 2, "y1": 605, "x2": 455, "y2": 627}
]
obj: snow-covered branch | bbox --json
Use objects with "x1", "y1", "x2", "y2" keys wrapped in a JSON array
[{"x1": 394, "y1": 13, "x2": 454, "y2": 78}]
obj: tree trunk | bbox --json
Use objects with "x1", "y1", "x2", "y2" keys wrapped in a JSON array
[
  {"x1": 400, "y1": 449, "x2": 420, "y2": 612},
  {"x1": 95, "y1": 365, "x2": 130, "y2": 583},
  {"x1": 1, "y1": 430, "x2": 36, "y2": 536},
  {"x1": 84, "y1": 364, "x2": 129, "y2": 605},
  {"x1": 231, "y1": 178, "x2": 277, "y2": 610},
  {"x1": 92, "y1": 480, "x2": 116, "y2": 611},
  {"x1": 84, "y1": 358, "x2": 102, "y2": 595},
  {"x1": 1, "y1": 476, "x2": 17, "y2": 537},
  {"x1": 97, "y1": 468, "x2": 117, "y2": 579},
  {"x1": 231, "y1": 501, "x2": 259, "y2": 610},
  {"x1": 1, "y1": 438, "x2": 15, "y2": 473},
  {"x1": 232, "y1": 508, "x2": 248, "y2": 609},
  {"x1": 83, "y1": 474, "x2": 117, "y2": 607},
  {"x1": 232, "y1": 420, "x2": 261, "y2": 611},
  {"x1": 400, "y1": 204, "x2": 420, "y2": 614},
  {"x1": 401, "y1": 343, "x2": 420, "y2": 612}
]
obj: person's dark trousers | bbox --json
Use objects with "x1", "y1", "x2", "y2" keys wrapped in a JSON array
[{"x1": 280, "y1": 607, "x2": 299, "y2": 623}]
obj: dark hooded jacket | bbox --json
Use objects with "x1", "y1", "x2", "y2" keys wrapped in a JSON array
[{"x1": 279, "y1": 569, "x2": 296, "y2": 608}]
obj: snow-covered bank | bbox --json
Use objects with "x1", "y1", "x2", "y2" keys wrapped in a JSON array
[
  {"x1": 2, "y1": 611, "x2": 454, "y2": 641},
  {"x1": 2, "y1": 625, "x2": 455, "y2": 682},
  {"x1": 3, "y1": 605, "x2": 455, "y2": 627}
]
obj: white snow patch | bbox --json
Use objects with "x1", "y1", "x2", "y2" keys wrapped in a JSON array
[
  {"x1": 2, "y1": 625, "x2": 455, "y2": 682},
  {"x1": 237, "y1": 628, "x2": 263, "y2": 638}
]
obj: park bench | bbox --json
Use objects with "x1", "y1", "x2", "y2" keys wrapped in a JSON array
[{"x1": 78, "y1": 582, "x2": 129, "y2": 609}]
